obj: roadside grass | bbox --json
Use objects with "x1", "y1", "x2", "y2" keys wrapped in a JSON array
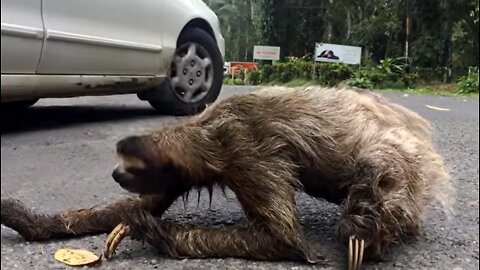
[
  {"x1": 263, "y1": 78, "x2": 315, "y2": 87},
  {"x1": 372, "y1": 87, "x2": 477, "y2": 98},
  {"x1": 252, "y1": 80, "x2": 479, "y2": 98},
  {"x1": 390, "y1": 87, "x2": 478, "y2": 97}
]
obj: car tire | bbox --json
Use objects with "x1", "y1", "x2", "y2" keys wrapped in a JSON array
[{"x1": 143, "y1": 28, "x2": 223, "y2": 116}]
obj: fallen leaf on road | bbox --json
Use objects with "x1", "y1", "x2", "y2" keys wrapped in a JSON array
[
  {"x1": 425, "y1": 104, "x2": 450, "y2": 111},
  {"x1": 54, "y1": 248, "x2": 101, "y2": 267}
]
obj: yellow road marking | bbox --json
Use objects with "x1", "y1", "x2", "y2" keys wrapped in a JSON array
[{"x1": 425, "y1": 104, "x2": 450, "y2": 111}]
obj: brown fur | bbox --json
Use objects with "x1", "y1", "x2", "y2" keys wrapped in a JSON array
[{"x1": 1, "y1": 86, "x2": 454, "y2": 263}]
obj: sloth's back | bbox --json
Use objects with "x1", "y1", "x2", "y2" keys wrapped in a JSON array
[
  {"x1": 199, "y1": 86, "x2": 452, "y2": 209},
  {"x1": 215, "y1": 86, "x2": 432, "y2": 146}
]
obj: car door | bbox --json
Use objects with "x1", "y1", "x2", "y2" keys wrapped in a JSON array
[
  {"x1": 36, "y1": 0, "x2": 166, "y2": 76},
  {"x1": 1, "y1": 0, "x2": 44, "y2": 74}
]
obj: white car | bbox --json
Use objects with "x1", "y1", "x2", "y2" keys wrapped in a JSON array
[{"x1": 1, "y1": 0, "x2": 225, "y2": 115}]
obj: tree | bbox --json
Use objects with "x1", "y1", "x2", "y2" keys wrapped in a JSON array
[{"x1": 203, "y1": 0, "x2": 479, "y2": 77}]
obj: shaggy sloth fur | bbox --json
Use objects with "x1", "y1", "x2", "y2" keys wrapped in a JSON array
[{"x1": 1, "y1": 86, "x2": 454, "y2": 263}]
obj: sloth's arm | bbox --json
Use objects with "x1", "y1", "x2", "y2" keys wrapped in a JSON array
[{"x1": 0, "y1": 195, "x2": 168, "y2": 241}]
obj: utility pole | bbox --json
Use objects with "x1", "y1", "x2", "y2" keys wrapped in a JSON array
[
  {"x1": 404, "y1": 0, "x2": 411, "y2": 87},
  {"x1": 405, "y1": 0, "x2": 410, "y2": 67}
]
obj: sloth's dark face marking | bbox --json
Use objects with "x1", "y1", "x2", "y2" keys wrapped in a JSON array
[{"x1": 112, "y1": 136, "x2": 192, "y2": 195}]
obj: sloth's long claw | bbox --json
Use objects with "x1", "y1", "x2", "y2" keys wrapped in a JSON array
[
  {"x1": 207, "y1": 185, "x2": 213, "y2": 210},
  {"x1": 197, "y1": 189, "x2": 202, "y2": 208},
  {"x1": 348, "y1": 236, "x2": 353, "y2": 270},
  {"x1": 182, "y1": 195, "x2": 186, "y2": 211},
  {"x1": 348, "y1": 235, "x2": 365, "y2": 270},
  {"x1": 104, "y1": 223, "x2": 130, "y2": 259},
  {"x1": 358, "y1": 238, "x2": 364, "y2": 268}
]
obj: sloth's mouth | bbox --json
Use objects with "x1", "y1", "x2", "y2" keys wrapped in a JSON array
[
  {"x1": 110, "y1": 171, "x2": 144, "y2": 194},
  {"x1": 116, "y1": 181, "x2": 141, "y2": 194},
  {"x1": 111, "y1": 167, "x2": 134, "y2": 185}
]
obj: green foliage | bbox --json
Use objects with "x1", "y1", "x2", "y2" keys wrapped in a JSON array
[
  {"x1": 223, "y1": 67, "x2": 252, "y2": 85},
  {"x1": 240, "y1": 60, "x2": 471, "y2": 96},
  {"x1": 223, "y1": 76, "x2": 232, "y2": 85},
  {"x1": 402, "y1": 72, "x2": 419, "y2": 86},
  {"x1": 316, "y1": 63, "x2": 355, "y2": 86},
  {"x1": 360, "y1": 68, "x2": 389, "y2": 86},
  {"x1": 456, "y1": 77, "x2": 478, "y2": 93},
  {"x1": 376, "y1": 57, "x2": 406, "y2": 82},
  {"x1": 232, "y1": 78, "x2": 245, "y2": 85},
  {"x1": 223, "y1": 77, "x2": 245, "y2": 85},
  {"x1": 346, "y1": 77, "x2": 374, "y2": 89},
  {"x1": 456, "y1": 68, "x2": 479, "y2": 94},
  {"x1": 246, "y1": 69, "x2": 261, "y2": 85},
  {"x1": 253, "y1": 62, "x2": 354, "y2": 86},
  {"x1": 248, "y1": 58, "x2": 421, "y2": 89},
  {"x1": 237, "y1": 67, "x2": 246, "y2": 81},
  {"x1": 260, "y1": 64, "x2": 275, "y2": 82},
  {"x1": 473, "y1": 0, "x2": 479, "y2": 24},
  {"x1": 285, "y1": 53, "x2": 314, "y2": 63},
  {"x1": 279, "y1": 63, "x2": 301, "y2": 82},
  {"x1": 411, "y1": 36, "x2": 448, "y2": 68},
  {"x1": 204, "y1": 0, "x2": 478, "y2": 83},
  {"x1": 203, "y1": 0, "x2": 261, "y2": 61},
  {"x1": 349, "y1": 59, "x2": 418, "y2": 89}
]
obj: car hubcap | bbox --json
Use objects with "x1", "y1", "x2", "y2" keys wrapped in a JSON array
[{"x1": 170, "y1": 43, "x2": 213, "y2": 103}]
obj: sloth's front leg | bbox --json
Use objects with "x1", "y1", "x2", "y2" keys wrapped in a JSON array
[
  {"x1": 104, "y1": 209, "x2": 323, "y2": 263},
  {"x1": 1, "y1": 197, "x2": 140, "y2": 241},
  {"x1": 1, "y1": 194, "x2": 171, "y2": 242}
]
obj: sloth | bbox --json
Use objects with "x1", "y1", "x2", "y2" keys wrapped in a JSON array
[{"x1": 1, "y1": 86, "x2": 454, "y2": 270}]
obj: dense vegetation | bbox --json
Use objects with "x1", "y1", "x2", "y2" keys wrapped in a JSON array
[
  {"x1": 225, "y1": 58, "x2": 479, "y2": 95},
  {"x1": 204, "y1": 0, "x2": 479, "y2": 85}
]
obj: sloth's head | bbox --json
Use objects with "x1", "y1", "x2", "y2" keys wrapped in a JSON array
[{"x1": 111, "y1": 135, "x2": 192, "y2": 195}]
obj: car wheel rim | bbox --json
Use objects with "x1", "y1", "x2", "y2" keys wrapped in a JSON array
[{"x1": 170, "y1": 43, "x2": 214, "y2": 103}]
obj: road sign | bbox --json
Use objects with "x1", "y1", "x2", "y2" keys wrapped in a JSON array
[
  {"x1": 253, "y1": 45, "x2": 280, "y2": 61},
  {"x1": 314, "y1": 42, "x2": 362, "y2": 65}
]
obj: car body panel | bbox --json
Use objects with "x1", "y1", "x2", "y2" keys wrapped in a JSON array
[
  {"x1": 1, "y1": 74, "x2": 164, "y2": 102},
  {"x1": 0, "y1": 0, "x2": 44, "y2": 74},
  {"x1": 37, "y1": 0, "x2": 165, "y2": 75},
  {"x1": 0, "y1": 0, "x2": 225, "y2": 102}
]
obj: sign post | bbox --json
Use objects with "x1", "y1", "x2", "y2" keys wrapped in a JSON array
[
  {"x1": 253, "y1": 45, "x2": 280, "y2": 62},
  {"x1": 314, "y1": 42, "x2": 362, "y2": 65}
]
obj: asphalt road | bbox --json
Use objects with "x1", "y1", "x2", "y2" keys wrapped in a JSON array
[{"x1": 1, "y1": 86, "x2": 479, "y2": 270}]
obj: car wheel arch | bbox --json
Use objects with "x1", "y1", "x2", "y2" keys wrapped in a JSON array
[
  {"x1": 141, "y1": 27, "x2": 223, "y2": 116},
  {"x1": 178, "y1": 18, "x2": 217, "y2": 46}
]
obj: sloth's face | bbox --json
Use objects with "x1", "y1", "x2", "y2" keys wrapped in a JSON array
[
  {"x1": 111, "y1": 155, "x2": 157, "y2": 194},
  {"x1": 111, "y1": 135, "x2": 190, "y2": 195}
]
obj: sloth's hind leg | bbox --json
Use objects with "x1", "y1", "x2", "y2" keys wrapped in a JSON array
[{"x1": 336, "y1": 145, "x2": 424, "y2": 269}]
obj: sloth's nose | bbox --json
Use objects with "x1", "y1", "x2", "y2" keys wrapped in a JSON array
[{"x1": 111, "y1": 168, "x2": 123, "y2": 183}]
